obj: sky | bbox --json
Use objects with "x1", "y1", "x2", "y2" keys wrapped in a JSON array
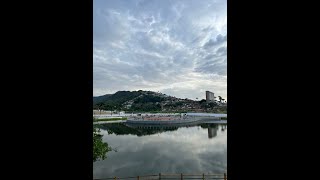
[{"x1": 93, "y1": 0, "x2": 227, "y2": 100}]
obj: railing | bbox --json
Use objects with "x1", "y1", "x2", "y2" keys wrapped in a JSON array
[{"x1": 94, "y1": 173, "x2": 227, "y2": 180}]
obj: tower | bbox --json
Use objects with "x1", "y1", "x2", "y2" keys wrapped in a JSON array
[{"x1": 206, "y1": 91, "x2": 214, "y2": 103}]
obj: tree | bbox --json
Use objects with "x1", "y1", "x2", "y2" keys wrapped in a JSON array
[
  {"x1": 218, "y1": 96, "x2": 222, "y2": 102},
  {"x1": 96, "y1": 102, "x2": 105, "y2": 115},
  {"x1": 208, "y1": 102, "x2": 217, "y2": 108},
  {"x1": 93, "y1": 123, "x2": 112, "y2": 162},
  {"x1": 199, "y1": 99, "x2": 206, "y2": 103}
]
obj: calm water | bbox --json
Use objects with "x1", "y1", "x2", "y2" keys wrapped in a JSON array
[{"x1": 93, "y1": 123, "x2": 227, "y2": 178}]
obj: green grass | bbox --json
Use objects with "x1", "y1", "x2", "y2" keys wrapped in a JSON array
[
  {"x1": 221, "y1": 117, "x2": 227, "y2": 120},
  {"x1": 95, "y1": 117, "x2": 127, "y2": 122}
]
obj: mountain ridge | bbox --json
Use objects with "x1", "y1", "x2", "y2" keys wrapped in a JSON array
[{"x1": 93, "y1": 90, "x2": 227, "y2": 113}]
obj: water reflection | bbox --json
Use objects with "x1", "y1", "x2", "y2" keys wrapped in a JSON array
[
  {"x1": 208, "y1": 126, "x2": 217, "y2": 138},
  {"x1": 97, "y1": 123, "x2": 179, "y2": 136},
  {"x1": 93, "y1": 123, "x2": 227, "y2": 178},
  {"x1": 207, "y1": 125, "x2": 226, "y2": 138},
  {"x1": 221, "y1": 125, "x2": 227, "y2": 131},
  {"x1": 97, "y1": 123, "x2": 226, "y2": 140},
  {"x1": 199, "y1": 124, "x2": 219, "y2": 139}
]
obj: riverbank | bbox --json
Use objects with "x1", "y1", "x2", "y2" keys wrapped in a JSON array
[{"x1": 94, "y1": 117, "x2": 127, "y2": 122}]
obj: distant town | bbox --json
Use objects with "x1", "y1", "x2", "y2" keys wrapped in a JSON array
[{"x1": 93, "y1": 90, "x2": 227, "y2": 114}]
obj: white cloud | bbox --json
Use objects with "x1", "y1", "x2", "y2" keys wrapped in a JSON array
[{"x1": 93, "y1": 0, "x2": 227, "y2": 100}]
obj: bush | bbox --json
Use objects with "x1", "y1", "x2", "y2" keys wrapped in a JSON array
[{"x1": 93, "y1": 126, "x2": 112, "y2": 162}]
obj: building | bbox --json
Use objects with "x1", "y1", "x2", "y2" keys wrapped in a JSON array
[
  {"x1": 125, "y1": 104, "x2": 132, "y2": 109},
  {"x1": 93, "y1": 110, "x2": 112, "y2": 115},
  {"x1": 206, "y1": 91, "x2": 215, "y2": 103}
]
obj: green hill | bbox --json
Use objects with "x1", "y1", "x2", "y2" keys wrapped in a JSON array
[
  {"x1": 93, "y1": 94, "x2": 112, "y2": 104},
  {"x1": 93, "y1": 90, "x2": 144, "y2": 110},
  {"x1": 93, "y1": 90, "x2": 227, "y2": 113}
]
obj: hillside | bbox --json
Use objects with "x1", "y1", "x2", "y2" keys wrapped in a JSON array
[
  {"x1": 93, "y1": 94, "x2": 112, "y2": 104},
  {"x1": 93, "y1": 90, "x2": 227, "y2": 113},
  {"x1": 93, "y1": 90, "x2": 144, "y2": 110},
  {"x1": 93, "y1": 91, "x2": 142, "y2": 105}
]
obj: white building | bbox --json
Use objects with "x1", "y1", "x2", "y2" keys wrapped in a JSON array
[{"x1": 206, "y1": 91, "x2": 215, "y2": 103}]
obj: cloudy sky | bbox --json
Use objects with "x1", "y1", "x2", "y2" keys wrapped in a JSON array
[{"x1": 93, "y1": 0, "x2": 227, "y2": 100}]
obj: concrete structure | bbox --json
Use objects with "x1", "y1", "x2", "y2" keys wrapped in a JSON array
[
  {"x1": 206, "y1": 91, "x2": 215, "y2": 103},
  {"x1": 186, "y1": 113, "x2": 227, "y2": 117},
  {"x1": 93, "y1": 110, "x2": 113, "y2": 115}
]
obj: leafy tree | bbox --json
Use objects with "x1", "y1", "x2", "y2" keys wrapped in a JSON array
[
  {"x1": 96, "y1": 102, "x2": 105, "y2": 114},
  {"x1": 93, "y1": 91, "x2": 143, "y2": 108},
  {"x1": 134, "y1": 95, "x2": 163, "y2": 103},
  {"x1": 93, "y1": 124, "x2": 112, "y2": 162},
  {"x1": 199, "y1": 99, "x2": 206, "y2": 103},
  {"x1": 207, "y1": 102, "x2": 217, "y2": 109}
]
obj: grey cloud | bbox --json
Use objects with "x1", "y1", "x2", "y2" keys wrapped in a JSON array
[
  {"x1": 203, "y1": 34, "x2": 227, "y2": 49},
  {"x1": 202, "y1": 25, "x2": 215, "y2": 32},
  {"x1": 202, "y1": 46, "x2": 227, "y2": 60},
  {"x1": 195, "y1": 44, "x2": 227, "y2": 76},
  {"x1": 93, "y1": 0, "x2": 227, "y2": 99},
  {"x1": 216, "y1": 46, "x2": 227, "y2": 55},
  {"x1": 195, "y1": 59, "x2": 227, "y2": 76},
  {"x1": 205, "y1": 54, "x2": 216, "y2": 60}
]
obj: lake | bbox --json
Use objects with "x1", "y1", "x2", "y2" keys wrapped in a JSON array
[{"x1": 93, "y1": 122, "x2": 227, "y2": 179}]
